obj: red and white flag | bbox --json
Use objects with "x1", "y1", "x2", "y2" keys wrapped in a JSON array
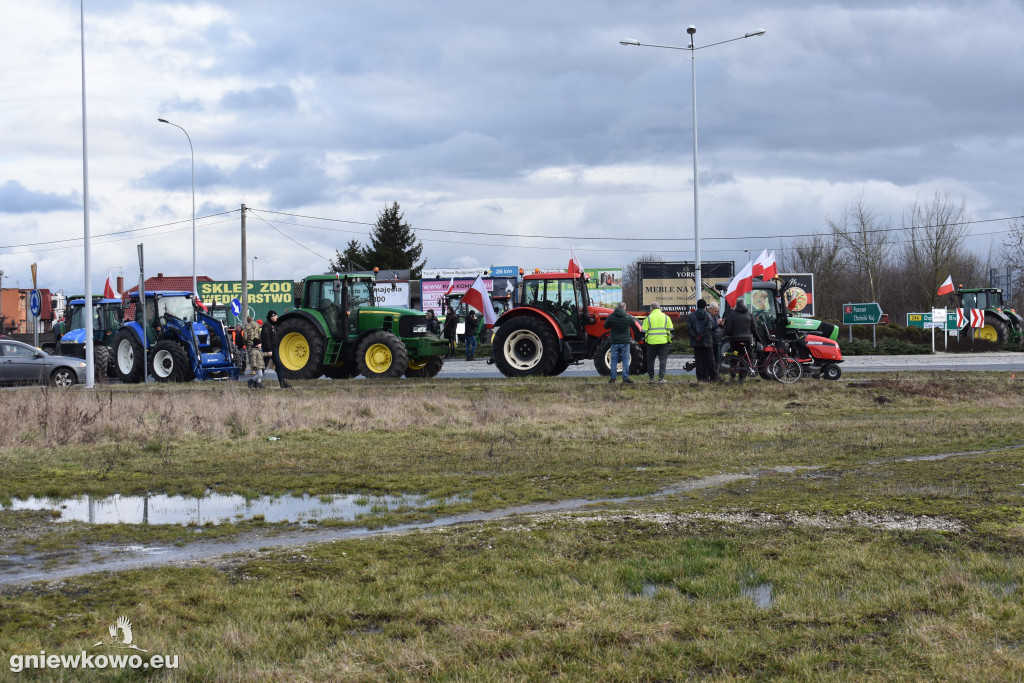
[
  {"x1": 937, "y1": 275, "x2": 954, "y2": 296},
  {"x1": 102, "y1": 276, "x2": 119, "y2": 299},
  {"x1": 750, "y1": 249, "x2": 769, "y2": 278},
  {"x1": 461, "y1": 275, "x2": 498, "y2": 328},
  {"x1": 755, "y1": 250, "x2": 777, "y2": 280},
  {"x1": 444, "y1": 277, "x2": 455, "y2": 296},
  {"x1": 568, "y1": 247, "x2": 583, "y2": 276},
  {"x1": 725, "y1": 260, "x2": 754, "y2": 308}
]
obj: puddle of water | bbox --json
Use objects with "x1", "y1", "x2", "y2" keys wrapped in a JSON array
[
  {"x1": 627, "y1": 582, "x2": 680, "y2": 599},
  {"x1": 5, "y1": 492, "x2": 468, "y2": 526},
  {"x1": 741, "y1": 583, "x2": 774, "y2": 609}
]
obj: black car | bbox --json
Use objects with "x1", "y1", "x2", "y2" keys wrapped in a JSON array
[{"x1": 0, "y1": 340, "x2": 89, "y2": 387}]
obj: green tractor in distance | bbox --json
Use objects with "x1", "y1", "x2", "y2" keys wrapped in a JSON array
[
  {"x1": 275, "y1": 273, "x2": 449, "y2": 380},
  {"x1": 954, "y1": 287, "x2": 1023, "y2": 346}
]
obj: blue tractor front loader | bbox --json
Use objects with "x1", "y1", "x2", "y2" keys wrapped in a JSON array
[{"x1": 112, "y1": 291, "x2": 239, "y2": 383}]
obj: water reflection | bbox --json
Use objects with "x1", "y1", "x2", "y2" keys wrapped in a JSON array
[{"x1": 7, "y1": 491, "x2": 467, "y2": 526}]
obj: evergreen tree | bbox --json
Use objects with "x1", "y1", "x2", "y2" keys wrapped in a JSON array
[
  {"x1": 362, "y1": 202, "x2": 426, "y2": 277},
  {"x1": 329, "y1": 238, "x2": 367, "y2": 273}
]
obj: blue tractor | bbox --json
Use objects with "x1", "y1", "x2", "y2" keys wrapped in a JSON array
[
  {"x1": 111, "y1": 291, "x2": 239, "y2": 383},
  {"x1": 58, "y1": 296, "x2": 124, "y2": 379}
]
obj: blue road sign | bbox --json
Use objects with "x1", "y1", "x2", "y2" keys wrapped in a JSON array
[
  {"x1": 29, "y1": 289, "x2": 41, "y2": 317},
  {"x1": 230, "y1": 298, "x2": 241, "y2": 316}
]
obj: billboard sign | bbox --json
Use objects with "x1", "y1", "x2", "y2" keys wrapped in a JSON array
[
  {"x1": 421, "y1": 278, "x2": 495, "y2": 314},
  {"x1": 373, "y1": 281, "x2": 410, "y2": 308},
  {"x1": 422, "y1": 268, "x2": 488, "y2": 280},
  {"x1": 584, "y1": 268, "x2": 622, "y2": 307},
  {"x1": 778, "y1": 273, "x2": 815, "y2": 318},
  {"x1": 198, "y1": 280, "x2": 295, "y2": 323},
  {"x1": 639, "y1": 262, "x2": 734, "y2": 313}
]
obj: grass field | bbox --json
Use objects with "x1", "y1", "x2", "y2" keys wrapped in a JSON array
[{"x1": 1, "y1": 374, "x2": 1023, "y2": 680}]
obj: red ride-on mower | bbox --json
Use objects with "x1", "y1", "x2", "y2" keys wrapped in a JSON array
[{"x1": 789, "y1": 333, "x2": 844, "y2": 380}]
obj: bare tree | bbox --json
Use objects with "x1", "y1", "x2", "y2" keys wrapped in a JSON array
[
  {"x1": 785, "y1": 231, "x2": 847, "y2": 320},
  {"x1": 827, "y1": 196, "x2": 892, "y2": 304},
  {"x1": 621, "y1": 252, "x2": 663, "y2": 310},
  {"x1": 1001, "y1": 214, "x2": 1024, "y2": 310},
  {"x1": 899, "y1": 191, "x2": 971, "y2": 311}
]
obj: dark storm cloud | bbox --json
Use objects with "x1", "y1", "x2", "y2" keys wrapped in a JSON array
[{"x1": 0, "y1": 181, "x2": 80, "y2": 214}]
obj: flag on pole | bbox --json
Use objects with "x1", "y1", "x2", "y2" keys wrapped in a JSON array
[
  {"x1": 444, "y1": 277, "x2": 455, "y2": 296},
  {"x1": 462, "y1": 275, "x2": 498, "y2": 328},
  {"x1": 568, "y1": 247, "x2": 583, "y2": 276},
  {"x1": 102, "y1": 276, "x2": 119, "y2": 299},
  {"x1": 754, "y1": 250, "x2": 777, "y2": 280},
  {"x1": 937, "y1": 275, "x2": 954, "y2": 296},
  {"x1": 725, "y1": 261, "x2": 754, "y2": 308},
  {"x1": 750, "y1": 249, "x2": 769, "y2": 278}
]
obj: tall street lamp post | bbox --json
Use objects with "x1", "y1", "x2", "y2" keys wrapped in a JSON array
[
  {"x1": 157, "y1": 118, "x2": 197, "y2": 298},
  {"x1": 620, "y1": 26, "x2": 765, "y2": 304}
]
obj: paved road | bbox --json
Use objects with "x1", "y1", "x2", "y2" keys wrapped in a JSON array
[{"x1": 433, "y1": 352, "x2": 1024, "y2": 379}]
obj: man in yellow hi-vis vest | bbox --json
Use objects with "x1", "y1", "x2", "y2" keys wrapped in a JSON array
[{"x1": 642, "y1": 302, "x2": 674, "y2": 384}]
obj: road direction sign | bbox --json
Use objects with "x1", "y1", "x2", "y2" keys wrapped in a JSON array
[
  {"x1": 29, "y1": 289, "x2": 41, "y2": 317},
  {"x1": 230, "y1": 298, "x2": 241, "y2": 317},
  {"x1": 843, "y1": 302, "x2": 883, "y2": 325}
]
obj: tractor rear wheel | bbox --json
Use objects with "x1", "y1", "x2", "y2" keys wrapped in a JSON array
[
  {"x1": 150, "y1": 340, "x2": 194, "y2": 382},
  {"x1": 356, "y1": 330, "x2": 409, "y2": 378},
  {"x1": 93, "y1": 345, "x2": 111, "y2": 382},
  {"x1": 405, "y1": 355, "x2": 444, "y2": 378},
  {"x1": 492, "y1": 317, "x2": 559, "y2": 377},
  {"x1": 113, "y1": 329, "x2": 146, "y2": 384},
  {"x1": 976, "y1": 314, "x2": 1010, "y2": 345},
  {"x1": 276, "y1": 317, "x2": 326, "y2": 380}
]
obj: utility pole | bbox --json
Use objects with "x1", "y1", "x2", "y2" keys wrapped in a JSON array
[{"x1": 240, "y1": 204, "x2": 248, "y2": 325}]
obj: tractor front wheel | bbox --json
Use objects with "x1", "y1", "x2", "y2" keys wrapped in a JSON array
[
  {"x1": 276, "y1": 317, "x2": 326, "y2": 380},
  {"x1": 492, "y1": 317, "x2": 559, "y2": 377},
  {"x1": 150, "y1": 340, "x2": 194, "y2": 382},
  {"x1": 93, "y1": 345, "x2": 111, "y2": 382},
  {"x1": 112, "y1": 329, "x2": 146, "y2": 384},
  {"x1": 356, "y1": 330, "x2": 409, "y2": 379},
  {"x1": 975, "y1": 315, "x2": 1010, "y2": 345},
  {"x1": 405, "y1": 355, "x2": 444, "y2": 378}
]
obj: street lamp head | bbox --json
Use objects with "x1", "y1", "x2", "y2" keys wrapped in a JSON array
[
  {"x1": 686, "y1": 25, "x2": 696, "y2": 35},
  {"x1": 619, "y1": 39, "x2": 640, "y2": 46},
  {"x1": 745, "y1": 29, "x2": 767, "y2": 38},
  {"x1": 157, "y1": 118, "x2": 169, "y2": 123}
]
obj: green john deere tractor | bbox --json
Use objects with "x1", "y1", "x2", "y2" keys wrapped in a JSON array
[
  {"x1": 954, "y1": 287, "x2": 1023, "y2": 346},
  {"x1": 275, "y1": 273, "x2": 449, "y2": 380}
]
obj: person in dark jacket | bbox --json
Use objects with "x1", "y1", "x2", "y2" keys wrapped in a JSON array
[
  {"x1": 260, "y1": 311, "x2": 291, "y2": 388},
  {"x1": 723, "y1": 299, "x2": 758, "y2": 381},
  {"x1": 603, "y1": 302, "x2": 636, "y2": 384},
  {"x1": 425, "y1": 310, "x2": 441, "y2": 337},
  {"x1": 464, "y1": 309, "x2": 479, "y2": 361},
  {"x1": 442, "y1": 306, "x2": 459, "y2": 357},
  {"x1": 686, "y1": 299, "x2": 717, "y2": 382}
]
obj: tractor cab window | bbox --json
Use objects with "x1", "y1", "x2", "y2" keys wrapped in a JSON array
[
  {"x1": 158, "y1": 296, "x2": 194, "y2": 321},
  {"x1": 960, "y1": 292, "x2": 978, "y2": 309},
  {"x1": 67, "y1": 306, "x2": 86, "y2": 331},
  {"x1": 347, "y1": 280, "x2": 373, "y2": 335},
  {"x1": 524, "y1": 279, "x2": 581, "y2": 335},
  {"x1": 313, "y1": 280, "x2": 346, "y2": 337},
  {"x1": 749, "y1": 289, "x2": 781, "y2": 343},
  {"x1": 100, "y1": 305, "x2": 121, "y2": 332}
]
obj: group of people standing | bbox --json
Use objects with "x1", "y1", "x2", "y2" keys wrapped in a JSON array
[
  {"x1": 431, "y1": 306, "x2": 481, "y2": 361},
  {"x1": 606, "y1": 297, "x2": 759, "y2": 384},
  {"x1": 231, "y1": 311, "x2": 291, "y2": 390}
]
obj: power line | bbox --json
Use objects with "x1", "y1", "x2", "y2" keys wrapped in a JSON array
[{"x1": 0, "y1": 210, "x2": 239, "y2": 250}]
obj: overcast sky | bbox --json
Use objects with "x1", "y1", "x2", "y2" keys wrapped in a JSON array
[{"x1": 2, "y1": 0, "x2": 1022, "y2": 294}]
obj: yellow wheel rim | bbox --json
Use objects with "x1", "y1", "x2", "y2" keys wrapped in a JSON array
[
  {"x1": 976, "y1": 325, "x2": 999, "y2": 342},
  {"x1": 365, "y1": 343, "x2": 393, "y2": 373},
  {"x1": 407, "y1": 357, "x2": 427, "y2": 370},
  {"x1": 280, "y1": 332, "x2": 310, "y2": 371}
]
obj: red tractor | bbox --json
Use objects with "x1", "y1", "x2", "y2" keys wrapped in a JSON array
[{"x1": 490, "y1": 271, "x2": 645, "y2": 377}]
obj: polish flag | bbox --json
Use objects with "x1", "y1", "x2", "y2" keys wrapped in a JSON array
[
  {"x1": 750, "y1": 249, "x2": 769, "y2": 278},
  {"x1": 568, "y1": 247, "x2": 583, "y2": 276},
  {"x1": 755, "y1": 250, "x2": 778, "y2": 280},
  {"x1": 102, "y1": 276, "x2": 119, "y2": 299},
  {"x1": 725, "y1": 261, "x2": 754, "y2": 308},
  {"x1": 444, "y1": 277, "x2": 455, "y2": 296},
  {"x1": 461, "y1": 275, "x2": 498, "y2": 328},
  {"x1": 937, "y1": 275, "x2": 954, "y2": 296}
]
